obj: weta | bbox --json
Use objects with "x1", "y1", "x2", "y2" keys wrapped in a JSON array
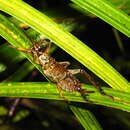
[{"x1": 11, "y1": 39, "x2": 113, "y2": 103}]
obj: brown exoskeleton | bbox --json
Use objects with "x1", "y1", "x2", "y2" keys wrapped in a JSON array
[{"x1": 11, "y1": 39, "x2": 113, "y2": 103}]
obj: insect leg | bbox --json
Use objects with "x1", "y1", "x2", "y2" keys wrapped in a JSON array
[
  {"x1": 68, "y1": 69, "x2": 80, "y2": 75},
  {"x1": 35, "y1": 39, "x2": 49, "y2": 47},
  {"x1": 57, "y1": 84, "x2": 70, "y2": 103},
  {"x1": 67, "y1": 72, "x2": 94, "y2": 103},
  {"x1": 8, "y1": 45, "x2": 32, "y2": 52},
  {"x1": 68, "y1": 69, "x2": 113, "y2": 99},
  {"x1": 59, "y1": 61, "x2": 70, "y2": 69},
  {"x1": 44, "y1": 40, "x2": 51, "y2": 54},
  {"x1": 78, "y1": 88, "x2": 93, "y2": 103},
  {"x1": 34, "y1": 39, "x2": 51, "y2": 54},
  {"x1": 80, "y1": 69, "x2": 113, "y2": 99},
  {"x1": 8, "y1": 45, "x2": 40, "y2": 64}
]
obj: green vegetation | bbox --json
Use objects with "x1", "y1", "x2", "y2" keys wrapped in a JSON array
[{"x1": 0, "y1": 0, "x2": 129, "y2": 129}]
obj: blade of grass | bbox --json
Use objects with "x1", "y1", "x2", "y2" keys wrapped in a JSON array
[
  {"x1": 0, "y1": 82, "x2": 130, "y2": 112},
  {"x1": 71, "y1": 0, "x2": 130, "y2": 37},
  {"x1": 0, "y1": 1, "x2": 129, "y2": 92},
  {"x1": 70, "y1": 105, "x2": 102, "y2": 130},
  {"x1": 69, "y1": 3, "x2": 96, "y2": 18}
]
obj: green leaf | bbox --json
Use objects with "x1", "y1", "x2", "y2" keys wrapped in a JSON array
[
  {"x1": 0, "y1": 82, "x2": 130, "y2": 112},
  {"x1": 71, "y1": 0, "x2": 130, "y2": 37},
  {"x1": 0, "y1": 0, "x2": 129, "y2": 93},
  {"x1": 70, "y1": 105, "x2": 102, "y2": 130},
  {"x1": 109, "y1": 0, "x2": 130, "y2": 14}
]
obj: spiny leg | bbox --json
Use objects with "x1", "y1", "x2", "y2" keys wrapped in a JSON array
[
  {"x1": 68, "y1": 69, "x2": 94, "y2": 94},
  {"x1": 68, "y1": 69, "x2": 113, "y2": 100},
  {"x1": 78, "y1": 88, "x2": 93, "y2": 103},
  {"x1": 68, "y1": 69, "x2": 81, "y2": 75},
  {"x1": 68, "y1": 73, "x2": 94, "y2": 103},
  {"x1": 80, "y1": 69, "x2": 113, "y2": 99},
  {"x1": 59, "y1": 61, "x2": 70, "y2": 69},
  {"x1": 57, "y1": 84, "x2": 70, "y2": 103}
]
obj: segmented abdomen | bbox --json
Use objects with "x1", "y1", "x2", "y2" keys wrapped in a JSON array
[
  {"x1": 43, "y1": 59, "x2": 67, "y2": 82},
  {"x1": 57, "y1": 73, "x2": 81, "y2": 92}
]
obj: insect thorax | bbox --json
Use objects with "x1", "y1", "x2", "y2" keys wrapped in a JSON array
[{"x1": 38, "y1": 54, "x2": 50, "y2": 65}]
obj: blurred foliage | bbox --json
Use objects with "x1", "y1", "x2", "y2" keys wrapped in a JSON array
[
  {"x1": 70, "y1": 0, "x2": 130, "y2": 16},
  {"x1": 0, "y1": 63, "x2": 6, "y2": 73}
]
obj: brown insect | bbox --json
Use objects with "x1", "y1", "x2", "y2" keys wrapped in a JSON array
[{"x1": 11, "y1": 39, "x2": 113, "y2": 103}]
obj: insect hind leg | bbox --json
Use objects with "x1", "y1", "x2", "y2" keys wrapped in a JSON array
[
  {"x1": 59, "y1": 61, "x2": 70, "y2": 69},
  {"x1": 80, "y1": 69, "x2": 114, "y2": 100},
  {"x1": 57, "y1": 84, "x2": 70, "y2": 103},
  {"x1": 78, "y1": 88, "x2": 93, "y2": 103},
  {"x1": 68, "y1": 69, "x2": 113, "y2": 100}
]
